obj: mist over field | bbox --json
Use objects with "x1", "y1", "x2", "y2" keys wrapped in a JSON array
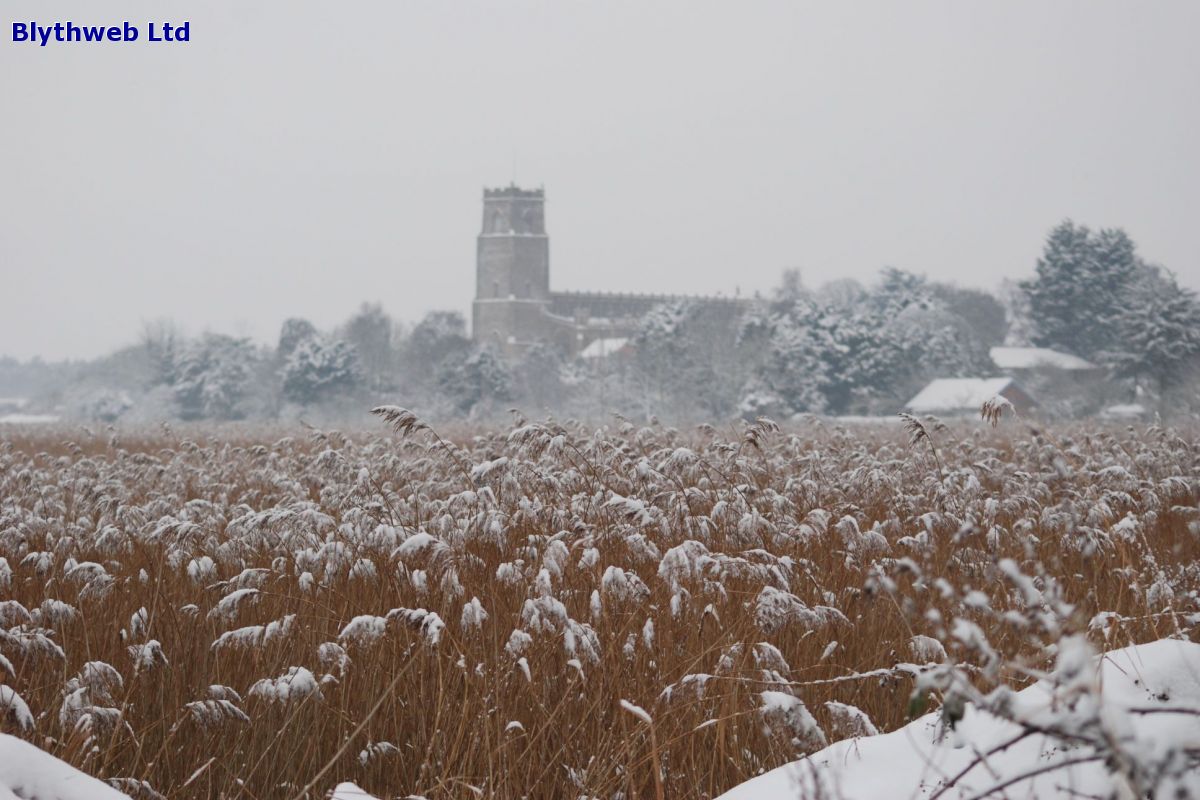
[{"x1": 3, "y1": 3, "x2": 1200, "y2": 800}]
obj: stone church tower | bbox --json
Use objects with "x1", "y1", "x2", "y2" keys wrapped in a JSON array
[
  {"x1": 472, "y1": 185, "x2": 551, "y2": 355},
  {"x1": 472, "y1": 184, "x2": 747, "y2": 357}
]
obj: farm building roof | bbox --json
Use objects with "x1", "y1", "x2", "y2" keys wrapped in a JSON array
[
  {"x1": 906, "y1": 377, "x2": 1023, "y2": 414},
  {"x1": 579, "y1": 337, "x2": 630, "y2": 359},
  {"x1": 989, "y1": 346, "x2": 1096, "y2": 371}
]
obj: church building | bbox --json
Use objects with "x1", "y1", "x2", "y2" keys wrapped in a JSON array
[{"x1": 472, "y1": 185, "x2": 746, "y2": 356}]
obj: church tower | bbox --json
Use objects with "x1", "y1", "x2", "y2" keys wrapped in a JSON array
[{"x1": 472, "y1": 185, "x2": 551, "y2": 353}]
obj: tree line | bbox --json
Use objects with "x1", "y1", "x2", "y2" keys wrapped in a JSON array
[{"x1": 3, "y1": 220, "x2": 1198, "y2": 424}]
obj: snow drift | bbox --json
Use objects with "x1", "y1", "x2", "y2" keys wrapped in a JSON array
[
  {"x1": 0, "y1": 734, "x2": 130, "y2": 800},
  {"x1": 0, "y1": 734, "x2": 386, "y2": 800},
  {"x1": 330, "y1": 784, "x2": 381, "y2": 800},
  {"x1": 718, "y1": 638, "x2": 1200, "y2": 799}
]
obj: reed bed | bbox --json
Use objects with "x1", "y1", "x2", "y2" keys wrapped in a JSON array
[{"x1": 0, "y1": 414, "x2": 1196, "y2": 798}]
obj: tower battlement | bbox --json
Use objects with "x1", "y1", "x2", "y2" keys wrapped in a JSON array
[
  {"x1": 480, "y1": 184, "x2": 546, "y2": 236},
  {"x1": 484, "y1": 184, "x2": 544, "y2": 199}
]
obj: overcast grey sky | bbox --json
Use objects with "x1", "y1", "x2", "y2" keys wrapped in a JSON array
[{"x1": 3, "y1": 1, "x2": 1197, "y2": 361}]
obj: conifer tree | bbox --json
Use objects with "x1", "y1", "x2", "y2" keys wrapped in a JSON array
[{"x1": 1021, "y1": 221, "x2": 1140, "y2": 361}]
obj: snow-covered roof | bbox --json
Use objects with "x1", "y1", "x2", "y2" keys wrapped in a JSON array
[
  {"x1": 579, "y1": 337, "x2": 630, "y2": 359},
  {"x1": 906, "y1": 377, "x2": 1017, "y2": 413},
  {"x1": 989, "y1": 346, "x2": 1096, "y2": 370},
  {"x1": 1100, "y1": 403, "x2": 1147, "y2": 419}
]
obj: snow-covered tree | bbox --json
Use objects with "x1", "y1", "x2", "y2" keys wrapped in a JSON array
[
  {"x1": 629, "y1": 301, "x2": 695, "y2": 415},
  {"x1": 929, "y1": 283, "x2": 1008, "y2": 346},
  {"x1": 742, "y1": 269, "x2": 997, "y2": 416},
  {"x1": 79, "y1": 388, "x2": 133, "y2": 422},
  {"x1": 402, "y1": 311, "x2": 471, "y2": 378},
  {"x1": 138, "y1": 319, "x2": 182, "y2": 388},
  {"x1": 739, "y1": 303, "x2": 831, "y2": 416},
  {"x1": 821, "y1": 309, "x2": 905, "y2": 414},
  {"x1": 868, "y1": 267, "x2": 934, "y2": 317},
  {"x1": 281, "y1": 337, "x2": 362, "y2": 406},
  {"x1": 629, "y1": 301, "x2": 741, "y2": 419},
  {"x1": 437, "y1": 346, "x2": 512, "y2": 416},
  {"x1": 171, "y1": 334, "x2": 258, "y2": 420},
  {"x1": 1106, "y1": 269, "x2": 1200, "y2": 414},
  {"x1": 277, "y1": 318, "x2": 318, "y2": 360},
  {"x1": 340, "y1": 303, "x2": 395, "y2": 390},
  {"x1": 882, "y1": 303, "x2": 994, "y2": 401},
  {"x1": 1021, "y1": 221, "x2": 1141, "y2": 361},
  {"x1": 998, "y1": 278, "x2": 1036, "y2": 346},
  {"x1": 812, "y1": 278, "x2": 867, "y2": 310},
  {"x1": 513, "y1": 341, "x2": 570, "y2": 412},
  {"x1": 774, "y1": 268, "x2": 807, "y2": 302}
]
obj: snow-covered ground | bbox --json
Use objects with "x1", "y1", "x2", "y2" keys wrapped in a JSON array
[
  {"x1": 0, "y1": 737, "x2": 386, "y2": 800},
  {"x1": 0, "y1": 738, "x2": 386, "y2": 800},
  {"x1": 1101, "y1": 403, "x2": 1149, "y2": 420},
  {"x1": 718, "y1": 638, "x2": 1200, "y2": 800},
  {"x1": 0, "y1": 734, "x2": 130, "y2": 800},
  {"x1": 0, "y1": 412, "x2": 60, "y2": 425}
]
